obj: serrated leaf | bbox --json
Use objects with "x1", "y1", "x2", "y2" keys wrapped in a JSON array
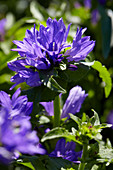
[
  {"x1": 91, "y1": 109, "x2": 100, "y2": 125},
  {"x1": 92, "y1": 61, "x2": 112, "y2": 98},
  {"x1": 41, "y1": 127, "x2": 82, "y2": 145},
  {"x1": 69, "y1": 113, "x2": 82, "y2": 126},
  {"x1": 97, "y1": 141, "x2": 113, "y2": 165}
]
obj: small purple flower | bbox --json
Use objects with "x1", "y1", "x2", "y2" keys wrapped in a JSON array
[
  {"x1": 8, "y1": 18, "x2": 95, "y2": 89},
  {"x1": 40, "y1": 86, "x2": 88, "y2": 119},
  {"x1": 0, "y1": 89, "x2": 46, "y2": 164},
  {"x1": 49, "y1": 138, "x2": 82, "y2": 163},
  {"x1": 0, "y1": 18, "x2": 6, "y2": 41}
]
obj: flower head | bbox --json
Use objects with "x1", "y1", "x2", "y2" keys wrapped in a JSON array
[
  {"x1": 8, "y1": 18, "x2": 95, "y2": 89},
  {"x1": 40, "y1": 86, "x2": 88, "y2": 119},
  {"x1": 0, "y1": 89, "x2": 46, "y2": 164},
  {"x1": 0, "y1": 18, "x2": 6, "y2": 41},
  {"x1": 49, "y1": 138, "x2": 82, "y2": 163}
]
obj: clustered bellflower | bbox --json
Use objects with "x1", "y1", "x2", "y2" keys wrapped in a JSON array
[
  {"x1": 49, "y1": 138, "x2": 82, "y2": 163},
  {"x1": 40, "y1": 86, "x2": 88, "y2": 119},
  {"x1": 0, "y1": 88, "x2": 46, "y2": 164},
  {"x1": 8, "y1": 17, "x2": 95, "y2": 89},
  {"x1": 0, "y1": 18, "x2": 6, "y2": 41}
]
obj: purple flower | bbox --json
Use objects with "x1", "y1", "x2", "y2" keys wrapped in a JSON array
[
  {"x1": 0, "y1": 89, "x2": 46, "y2": 164},
  {"x1": 0, "y1": 87, "x2": 33, "y2": 117},
  {"x1": 91, "y1": 9, "x2": 100, "y2": 25},
  {"x1": 0, "y1": 18, "x2": 6, "y2": 41},
  {"x1": 65, "y1": 27, "x2": 95, "y2": 62},
  {"x1": 49, "y1": 138, "x2": 82, "y2": 163},
  {"x1": 84, "y1": 0, "x2": 92, "y2": 9},
  {"x1": 8, "y1": 18, "x2": 95, "y2": 89},
  {"x1": 107, "y1": 110, "x2": 113, "y2": 129},
  {"x1": 40, "y1": 86, "x2": 88, "y2": 119}
]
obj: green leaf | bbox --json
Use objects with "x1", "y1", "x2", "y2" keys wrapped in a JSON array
[
  {"x1": 0, "y1": 51, "x2": 17, "y2": 71},
  {"x1": 45, "y1": 157, "x2": 71, "y2": 170},
  {"x1": 30, "y1": 1, "x2": 49, "y2": 21},
  {"x1": 69, "y1": 113, "x2": 82, "y2": 126},
  {"x1": 21, "y1": 85, "x2": 58, "y2": 116},
  {"x1": 97, "y1": 141, "x2": 113, "y2": 165},
  {"x1": 59, "y1": 63, "x2": 90, "y2": 83},
  {"x1": 7, "y1": 17, "x2": 36, "y2": 37},
  {"x1": 18, "y1": 156, "x2": 46, "y2": 170},
  {"x1": 98, "y1": 5, "x2": 111, "y2": 59},
  {"x1": 47, "y1": 77, "x2": 66, "y2": 94},
  {"x1": 22, "y1": 85, "x2": 58, "y2": 103},
  {"x1": 92, "y1": 61, "x2": 112, "y2": 98},
  {"x1": 91, "y1": 109, "x2": 100, "y2": 126},
  {"x1": 41, "y1": 127, "x2": 82, "y2": 145},
  {"x1": 17, "y1": 162, "x2": 35, "y2": 170}
]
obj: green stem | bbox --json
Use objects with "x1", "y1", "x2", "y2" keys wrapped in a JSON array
[
  {"x1": 78, "y1": 143, "x2": 88, "y2": 170},
  {"x1": 53, "y1": 95, "x2": 61, "y2": 127}
]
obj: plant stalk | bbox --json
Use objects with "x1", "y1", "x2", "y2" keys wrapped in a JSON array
[
  {"x1": 78, "y1": 143, "x2": 88, "y2": 170},
  {"x1": 53, "y1": 95, "x2": 61, "y2": 127}
]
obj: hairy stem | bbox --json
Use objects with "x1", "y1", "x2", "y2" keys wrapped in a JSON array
[{"x1": 78, "y1": 143, "x2": 88, "y2": 170}]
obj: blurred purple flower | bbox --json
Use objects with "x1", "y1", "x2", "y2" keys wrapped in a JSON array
[
  {"x1": 65, "y1": 27, "x2": 95, "y2": 62},
  {"x1": 40, "y1": 86, "x2": 88, "y2": 119},
  {"x1": 0, "y1": 18, "x2": 6, "y2": 41},
  {"x1": 84, "y1": 0, "x2": 92, "y2": 9},
  {"x1": 0, "y1": 89, "x2": 46, "y2": 164},
  {"x1": 107, "y1": 110, "x2": 113, "y2": 129},
  {"x1": 8, "y1": 18, "x2": 95, "y2": 89},
  {"x1": 91, "y1": 9, "x2": 100, "y2": 25},
  {"x1": 49, "y1": 138, "x2": 82, "y2": 163},
  {"x1": 74, "y1": 2, "x2": 81, "y2": 8}
]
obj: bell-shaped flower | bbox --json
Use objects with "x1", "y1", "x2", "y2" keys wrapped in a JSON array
[{"x1": 40, "y1": 86, "x2": 88, "y2": 119}]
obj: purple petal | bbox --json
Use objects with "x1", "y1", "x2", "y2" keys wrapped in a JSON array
[
  {"x1": 40, "y1": 101, "x2": 54, "y2": 116},
  {"x1": 61, "y1": 86, "x2": 88, "y2": 119}
]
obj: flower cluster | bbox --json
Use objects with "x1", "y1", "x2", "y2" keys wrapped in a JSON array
[
  {"x1": 49, "y1": 138, "x2": 82, "y2": 163},
  {"x1": 0, "y1": 18, "x2": 6, "y2": 41},
  {"x1": 0, "y1": 88, "x2": 46, "y2": 163},
  {"x1": 8, "y1": 17, "x2": 95, "y2": 89},
  {"x1": 40, "y1": 86, "x2": 88, "y2": 119}
]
